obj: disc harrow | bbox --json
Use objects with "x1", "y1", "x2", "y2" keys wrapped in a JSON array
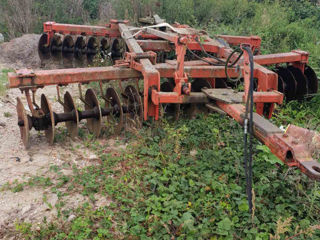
[
  {"x1": 16, "y1": 85, "x2": 143, "y2": 148},
  {"x1": 8, "y1": 18, "x2": 320, "y2": 181},
  {"x1": 39, "y1": 33, "x2": 121, "y2": 65},
  {"x1": 38, "y1": 16, "x2": 166, "y2": 67}
]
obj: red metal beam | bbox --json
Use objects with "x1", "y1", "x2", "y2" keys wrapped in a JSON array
[
  {"x1": 254, "y1": 51, "x2": 309, "y2": 66},
  {"x1": 186, "y1": 41, "x2": 221, "y2": 53},
  {"x1": 7, "y1": 64, "x2": 238, "y2": 88},
  {"x1": 217, "y1": 101, "x2": 320, "y2": 180},
  {"x1": 8, "y1": 67, "x2": 141, "y2": 88},
  {"x1": 43, "y1": 22, "x2": 120, "y2": 38},
  {"x1": 8, "y1": 63, "x2": 279, "y2": 89},
  {"x1": 137, "y1": 40, "x2": 173, "y2": 52},
  {"x1": 119, "y1": 23, "x2": 161, "y2": 120},
  {"x1": 217, "y1": 35, "x2": 261, "y2": 49}
]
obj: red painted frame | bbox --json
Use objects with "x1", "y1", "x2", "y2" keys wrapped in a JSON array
[{"x1": 8, "y1": 20, "x2": 320, "y2": 180}]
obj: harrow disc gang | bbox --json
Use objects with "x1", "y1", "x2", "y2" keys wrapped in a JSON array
[
  {"x1": 15, "y1": 85, "x2": 147, "y2": 147},
  {"x1": 275, "y1": 65, "x2": 318, "y2": 101},
  {"x1": 38, "y1": 31, "x2": 127, "y2": 67}
]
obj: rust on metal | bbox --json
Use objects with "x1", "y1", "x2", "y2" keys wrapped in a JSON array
[{"x1": 8, "y1": 17, "x2": 320, "y2": 181}]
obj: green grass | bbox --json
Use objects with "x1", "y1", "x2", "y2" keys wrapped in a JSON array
[
  {"x1": 272, "y1": 96, "x2": 320, "y2": 132},
  {"x1": 0, "y1": 68, "x2": 13, "y2": 95},
  {"x1": 4, "y1": 112, "x2": 12, "y2": 117},
  {"x1": 12, "y1": 111, "x2": 320, "y2": 239}
]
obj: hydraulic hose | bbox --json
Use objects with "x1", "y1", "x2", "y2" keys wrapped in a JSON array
[
  {"x1": 242, "y1": 46, "x2": 254, "y2": 213},
  {"x1": 225, "y1": 47, "x2": 243, "y2": 83}
]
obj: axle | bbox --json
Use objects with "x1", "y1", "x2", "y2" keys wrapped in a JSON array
[{"x1": 17, "y1": 104, "x2": 134, "y2": 130}]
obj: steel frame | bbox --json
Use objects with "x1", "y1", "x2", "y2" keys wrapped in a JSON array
[{"x1": 8, "y1": 20, "x2": 320, "y2": 180}]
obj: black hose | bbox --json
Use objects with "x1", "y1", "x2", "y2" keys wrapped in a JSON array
[
  {"x1": 188, "y1": 37, "x2": 244, "y2": 83},
  {"x1": 195, "y1": 37, "x2": 226, "y2": 64},
  {"x1": 186, "y1": 44, "x2": 243, "y2": 70},
  {"x1": 187, "y1": 38, "x2": 244, "y2": 84},
  {"x1": 225, "y1": 48, "x2": 243, "y2": 83},
  {"x1": 186, "y1": 46, "x2": 224, "y2": 66},
  {"x1": 242, "y1": 46, "x2": 254, "y2": 213}
]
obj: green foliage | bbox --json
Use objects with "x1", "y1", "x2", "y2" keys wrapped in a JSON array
[
  {"x1": 205, "y1": 1, "x2": 320, "y2": 67},
  {"x1": 272, "y1": 95, "x2": 320, "y2": 132},
  {"x1": 32, "y1": 0, "x2": 88, "y2": 33},
  {"x1": 83, "y1": 0, "x2": 100, "y2": 19},
  {"x1": 14, "y1": 113, "x2": 320, "y2": 239},
  {"x1": 0, "y1": 68, "x2": 12, "y2": 95},
  {"x1": 1, "y1": 0, "x2": 320, "y2": 69},
  {"x1": 161, "y1": 0, "x2": 196, "y2": 25}
]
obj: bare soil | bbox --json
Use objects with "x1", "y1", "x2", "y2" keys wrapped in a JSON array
[
  {"x1": 0, "y1": 34, "x2": 41, "y2": 69},
  {"x1": 0, "y1": 34, "x2": 68, "y2": 70},
  {"x1": 0, "y1": 36, "x2": 124, "y2": 238}
]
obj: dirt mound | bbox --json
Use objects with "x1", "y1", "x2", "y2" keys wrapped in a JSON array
[{"x1": 0, "y1": 34, "x2": 41, "y2": 69}]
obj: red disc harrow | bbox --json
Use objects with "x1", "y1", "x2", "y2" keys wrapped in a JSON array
[{"x1": 8, "y1": 16, "x2": 320, "y2": 181}]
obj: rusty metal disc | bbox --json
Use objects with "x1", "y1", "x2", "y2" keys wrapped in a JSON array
[
  {"x1": 16, "y1": 97, "x2": 30, "y2": 149},
  {"x1": 50, "y1": 34, "x2": 63, "y2": 60},
  {"x1": 87, "y1": 37, "x2": 98, "y2": 63},
  {"x1": 41, "y1": 94, "x2": 55, "y2": 145},
  {"x1": 160, "y1": 80, "x2": 180, "y2": 120},
  {"x1": 62, "y1": 35, "x2": 74, "y2": 59},
  {"x1": 74, "y1": 36, "x2": 86, "y2": 61},
  {"x1": 111, "y1": 38, "x2": 127, "y2": 61},
  {"x1": 277, "y1": 74, "x2": 286, "y2": 94},
  {"x1": 38, "y1": 33, "x2": 51, "y2": 60},
  {"x1": 85, "y1": 88, "x2": 102, "y2": 137},
  {"x1": 100, "y1": 37, "x2": 111, "y2": 58},
  {"x1": 304, "y1": 65, "x2": 318, "y2": 96},
  {"x1": 124, "y1": 85, "x2": 143, "y2": 128},
  {"x1": 105, "y1": 87, "x2": 124, "y2": 133},
  {"x1": 64, "y1": 91, "x2": 79, "y2": 139},
  {"x1": 275, "y1": 67, "x2": 297, "y2": 100},
  {"x1": 287, "y1": 66, "x2": 308, "y2": 100}
]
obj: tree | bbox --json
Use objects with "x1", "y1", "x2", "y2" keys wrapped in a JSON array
[{"x1": 0, "y1": 0, "x2": 35, "y2": 38}]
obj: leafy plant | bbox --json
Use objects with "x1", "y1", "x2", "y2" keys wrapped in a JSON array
[{"x1": 0, "y1": 68, "x2": 13, "y2": 95}]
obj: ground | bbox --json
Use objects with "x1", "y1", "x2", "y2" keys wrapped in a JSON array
[{"x1": 0, "y1": 35, "x2": 122, "y2": 239}]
